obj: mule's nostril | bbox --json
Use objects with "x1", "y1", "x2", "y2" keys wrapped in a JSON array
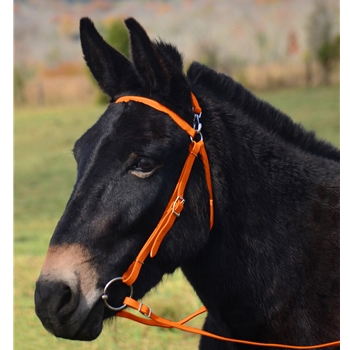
[
  {"x1": 35, "y1": 279, "x2": 80, "y2": 323},
  {"x1": 57, "y1": 286, "x2": 73, "y2": 314},
  {"x1": 55, "y1": 284, "x2": 79, "y2": 319}
]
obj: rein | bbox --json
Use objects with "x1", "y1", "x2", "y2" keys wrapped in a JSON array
[{"x1": 101, "y1": 93, "x2": 340, "y2": 349}]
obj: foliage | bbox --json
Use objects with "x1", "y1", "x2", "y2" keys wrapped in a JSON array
[
  {"x1": 306, "y1": 1, "x2": 340, "y2": 85},
  {"x1": 105, "y1": 18, "x2": 130, "y2": 59},
  {"x1": 14, "y1": 66, "x2": 34, "y2": 105},
  {"x1": 90, "y1": 18, "x2": 130, "y2": 104},
  {"x1": 317, "y1": 33, "x2": 340, "y2": 70}
]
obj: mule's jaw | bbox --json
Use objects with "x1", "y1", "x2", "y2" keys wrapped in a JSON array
[{"x1": 69, "y1": 302, "x2": 105, "y2": 341}]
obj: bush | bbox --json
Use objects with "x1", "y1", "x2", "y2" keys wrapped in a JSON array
[
  {"x1": 307, "y1": 1, "x2": 339, "y2": 85},
  {"x1": 90, "y1": 18, "x2": 130, "y2": 104}
]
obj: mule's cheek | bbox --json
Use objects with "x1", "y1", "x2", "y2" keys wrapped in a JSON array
[{"x1": 35, "y1": 244, "x2": 104, "y2": 340}]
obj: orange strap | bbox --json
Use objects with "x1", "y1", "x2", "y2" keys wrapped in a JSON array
[
  {"x1": 116, "y1": 95, "x2": 197, "y2": 139},
  {"x1": 117, "y1": 298, "x2": 340, "y2": 349},
  {"x1": 115, "y1": 94, "x2": 214, "y2": 286}
]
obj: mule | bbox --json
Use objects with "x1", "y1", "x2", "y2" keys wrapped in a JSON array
[{"x1": 34, "y1": 17, "x2": 340, "y2": 349}]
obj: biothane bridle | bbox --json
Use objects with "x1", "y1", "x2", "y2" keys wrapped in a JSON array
[{"x1": 101, "y1": 93, "x2": 340, "y2": 349}]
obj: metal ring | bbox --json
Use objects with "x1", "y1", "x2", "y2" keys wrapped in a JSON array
[
  {"x1": 101, "y1": 277, "x2": 133, "y2": 311},
  {"x1": 190, "y1": 131, "x2": 203, "y2": 142}
]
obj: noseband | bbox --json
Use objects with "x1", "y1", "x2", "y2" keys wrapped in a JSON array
[{"x1": 101, "y1": 93, "x2": 339, "y2": 349}]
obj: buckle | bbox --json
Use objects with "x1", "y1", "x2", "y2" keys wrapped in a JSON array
[
  {"x1": 171, "y1": 196, "x2": 185, "y2": 217},
  {"x1": 138, "y1": 302, "x2": 152, "y2": 318}
]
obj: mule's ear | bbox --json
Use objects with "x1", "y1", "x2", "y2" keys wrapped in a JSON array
[
  {"x1": 124, "y1": 18, "x2": 182, "y2": 96},
  {"x1": 80, "y1": 17, "x2": 139, "y2": 99}
]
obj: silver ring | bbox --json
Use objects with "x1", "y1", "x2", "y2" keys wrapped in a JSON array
[
  {"x1": 190, "y1": 132, "x2": 203, "y2": 142},
  {"x1": 101, "y1": 277, "x2": 133, "y2": 311}
]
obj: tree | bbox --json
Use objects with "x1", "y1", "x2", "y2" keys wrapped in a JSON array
[
  {"x1": 105, "y1": 19, "x2": 130, "y2": 59},
  {"x1": 14, "y1": 66, "x2": 34, "y2": 106},
  {"x1": 307, "y1": 1, "x2": 340, "y2": 85}
]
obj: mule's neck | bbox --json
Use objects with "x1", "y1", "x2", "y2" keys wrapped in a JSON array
[
  {"x1": 187, "y1": 62, "x2": 339, "y2": 162},
  {"x1": 181, "y1": 77, "x2": 339, "y2": 341}
]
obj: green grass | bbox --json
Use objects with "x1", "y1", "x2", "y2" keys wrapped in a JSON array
[
  {"x1": 15, "y1": 105, "x2": 100, "y2": 256},
  {"x1": 256, "y1": 85, "x2": 340, "y2": 147},
  {"x1": 14, "y1": 86, "x2": 339, "y2": 349}
]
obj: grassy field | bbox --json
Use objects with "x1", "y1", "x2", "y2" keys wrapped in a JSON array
[{"x1": 14, "y1": 85, "x2": 339, "y2": 350}]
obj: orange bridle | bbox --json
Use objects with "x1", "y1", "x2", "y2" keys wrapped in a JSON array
[
  {"x1": 101, "y1": 93, "x2": 340, "y2": 349},
  {"x1": 115, "y1": 93, "x2": 214, "y2": 286}
]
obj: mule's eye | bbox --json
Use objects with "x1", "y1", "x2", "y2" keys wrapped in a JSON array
[
  {"x1": 136, "y1": 158, "x2": 154, "y2": 171},
  {"x1": 129, "y1": 155, "x2": 161, "y2": 178},
  {"x1": 133, "y1": 158, "x2": 156, "y2": 173}
]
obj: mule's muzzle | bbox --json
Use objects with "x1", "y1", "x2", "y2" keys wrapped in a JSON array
[
  {"x1": 35, "y1": 277, "x2": 104, "y2": 340},
  {"x1": 34, "y1": 244, "x2": 106, "y2": 340}
]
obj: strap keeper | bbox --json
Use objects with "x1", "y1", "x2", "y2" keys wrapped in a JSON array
[
  {"x1": 172, "y1": 196, "x2": 185, "y2": 217},
  {"x1": 138, "y1": 302, "x2": 152, "y2": 318}
]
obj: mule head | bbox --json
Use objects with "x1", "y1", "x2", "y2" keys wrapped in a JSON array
[{"x1": 34, "y1": 18, "x2": 211, "y2": 341}]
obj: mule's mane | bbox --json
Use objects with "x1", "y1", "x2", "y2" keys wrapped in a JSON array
[{"x1": 187, "y1": 62, "x2": 339, "y2": 162}]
